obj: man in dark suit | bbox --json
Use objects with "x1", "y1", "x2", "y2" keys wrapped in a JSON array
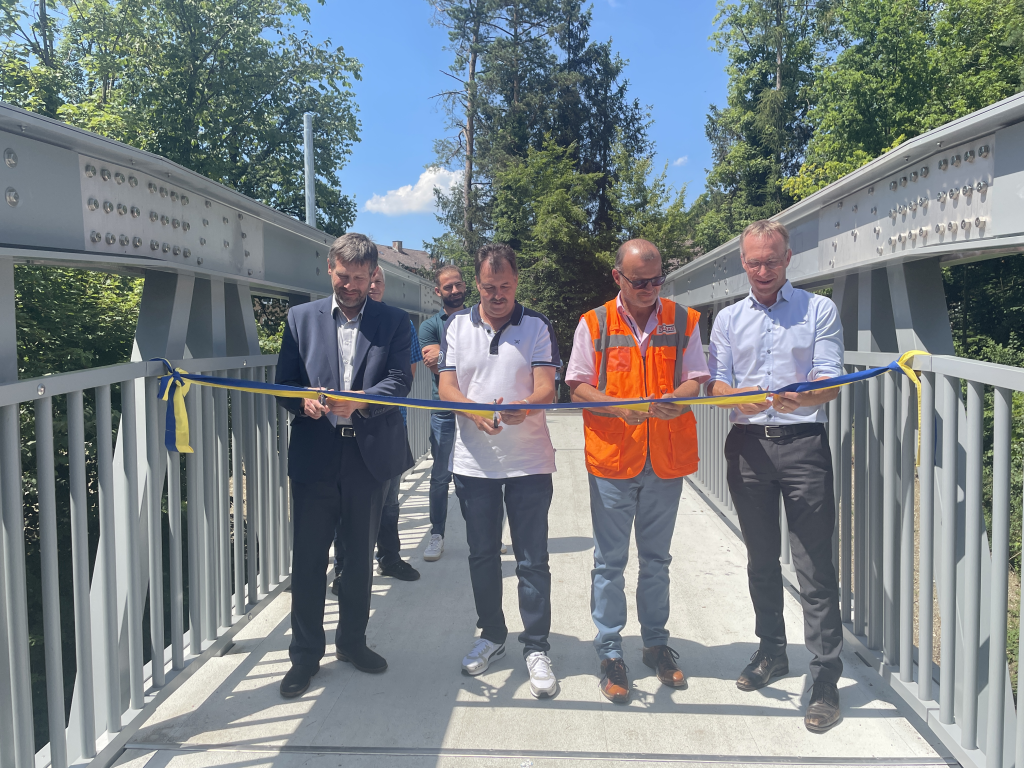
[{"x1": 275, "y1": 233, "x2": 414, "y2": 698}]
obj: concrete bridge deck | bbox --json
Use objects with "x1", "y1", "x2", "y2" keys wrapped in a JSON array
[{"x1": 115, "y1": 413, "x2": 954, "y2": 768}]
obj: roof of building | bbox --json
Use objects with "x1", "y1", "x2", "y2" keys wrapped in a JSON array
[{"x1": 376, "y1": 241, "x2": 433, "y2": 274}]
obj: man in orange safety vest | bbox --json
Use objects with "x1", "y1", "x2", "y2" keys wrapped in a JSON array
[{"x1": 565, "y1": 238, "x2": 709, "y2": 704}]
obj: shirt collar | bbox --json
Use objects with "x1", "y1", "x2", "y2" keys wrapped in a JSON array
[
  {"x1": 615, "y1": 293, "x2": 662, "y2": 326},
  {"x1": 469, "y1": 302, "x2": 524, "y2": 329},
  {"x1": 747, "y1": 280, "x2": 794, "y2": 309},
  {"x1": 331, "y1": 293, "x2": 366, "y2": 322}
]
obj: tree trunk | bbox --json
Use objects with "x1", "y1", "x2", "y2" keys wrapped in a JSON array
[
  {"x1": 463, "y1": 25, "x2": 479, "y2": 247},
  {"x1": 39, "y1": 0, "x2": 50, "y2": 66}
]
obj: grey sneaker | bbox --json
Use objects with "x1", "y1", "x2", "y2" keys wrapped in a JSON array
[
  {"x1": 462, "y1": 638, "x2": 505, "y2": 676},
  {"x1": 526, "y1": 652, "x2": 558, "y2": 698},
  {"x1": 424, "y1": 534, "x2": 444, "y2": 561}
]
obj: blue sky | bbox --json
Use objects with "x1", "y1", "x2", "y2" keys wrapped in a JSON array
[{"x1": 302, "y1": 0, "x2": 730, "y2": 250}]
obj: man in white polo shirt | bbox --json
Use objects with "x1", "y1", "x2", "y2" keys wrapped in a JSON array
[{"x1": 438, "y1": 243, "x2": 560, "y2": 699}]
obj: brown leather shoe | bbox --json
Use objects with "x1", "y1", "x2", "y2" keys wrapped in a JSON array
[
  {"x1": 805, "y1": 681, "x2": 841, "y2": 732},
  {"x1": 599, "y1": 658, "x2": 630, "y2": 704},
  {"x1": 642, "y1": 645, "x2": 686, "y2": 688}
]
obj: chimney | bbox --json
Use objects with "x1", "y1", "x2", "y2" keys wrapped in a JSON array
[{"x1": 392, "y1": 240, "x2": 403, "y2": 252}]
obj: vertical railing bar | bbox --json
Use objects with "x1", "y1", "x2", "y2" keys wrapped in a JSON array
[
  {"x1": 185, "y1": 384, "x2": 203, "y2": 656},
  {"x1": 854, "y1": 379, "x2": 867, "y2": 637},
  {"x1": 201, "y1": 384, "x2": 217, "y2": 641},
  {"x1": 960, "y1": 379, "x2": 984, "y2": 747},
  {"x1": 95, "y1": 385, "x2": 122, "y2": 733},
  {"x1": 882, "y1": 372, "x2": 897, "y2": 664},
  {"x1": 898, "y1": 375, "x2": 916, "y2": 683},
  {"x1": 939, "y1": 373, "x2": 959, "y2": 724},
  {"x1": 35, "y1": 397, "x2": 68, "y2": 768},
  {"x1": 840, "y1": 381, "x2": 853, "y2": 624},
  {"x1": 243, "y1": 370, "x2": 258, "y2": 605},
  {"x1": 829, "y1": 396, "x2": 840, "y2": 576},
  {"x1": 0, "y1": 519, "x2": 12, "y2": 768},
  {"x1": 256, "y1": 368, "x2": 269, "y2": 597},
  {"x1": 216, "y1": 378, "x2": 231, "y2": 628},
  {"x1": 918, "y1": 372, "x2": 936, "y2": 702},
  {"x1": 987, "y1": 386, "x2": 1011, "y2": 767},
  {"x1": 167, "y1": 448, "x2": 184, "y2": 670},
  {"x1": 120, "y1": 380, "x2": 145, "y2": 710},
  {"x1": 67, "y1": 391, "x2": 96, "y2": 756},
  {"x1": 278, "y1": 404, "x2": 290, "y2": 580},
  {"x1": 145, "y1": 378, "x2": 166, "y2": 688},
  {"x1": 868, "y1": 375, "x2": 883, "y2": 650},
  {"x1": 229, "y1": 372, "x2": 245, "y2": 615},
  {"x1": 266, "y1": 379, "x2": 279, "y2": 589}
]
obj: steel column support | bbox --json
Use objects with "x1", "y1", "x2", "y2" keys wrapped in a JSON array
[
  {"x1": 882, "y1": 372, "x2": 898, "y2": 664},
  {"x1": 918, "y1": 373, "x2": 936, "y2": 703},
  {"x1": 987, "y1": 387, "x2": 1011, "y2": 767},
  {"x1": 120, "y1": 380, "x2": 145, "y2": 710},
  {"x1": 961, "y1": 380, "x2": 984, "y2": 747},
  {"x1": 939, "y1": 374, "x2": 959, "y2": 725},
  {"x1": 95, "y1": 385, "x2": 122, "y2": 734}
]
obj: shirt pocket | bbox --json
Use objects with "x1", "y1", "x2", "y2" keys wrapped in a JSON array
[
  {"x1": 606, "y1": 347, "x2": 632, "y2": 372},
  {"x1": 657, "y1": 346, "x2": 678, "y2": 391}
]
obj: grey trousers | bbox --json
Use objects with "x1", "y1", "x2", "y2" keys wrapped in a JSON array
[{"x1": 724, "y1": 424, "x2": 844, "y2": 685}]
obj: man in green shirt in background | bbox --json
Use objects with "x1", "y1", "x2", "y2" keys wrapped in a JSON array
[{"x1": 418, "y1": 265, "x2": 467, "y2": 562}]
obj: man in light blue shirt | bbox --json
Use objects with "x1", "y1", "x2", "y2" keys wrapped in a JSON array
[{"x1": 708, "y1": 220, "x2": 844, "y2": 733}]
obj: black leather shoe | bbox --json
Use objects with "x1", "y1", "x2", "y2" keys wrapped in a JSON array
[
  {"x1": 331, "y1": 576, "x2": 341, "y2": 596},
  {"x1": 737, "y1": 649, "x2": 789, "y2": 691},
  {"x1": 336, "y1": 644, "x2": 388, "y2": 673},
  {"x1": 379, "y1": 559, "x2": 420, "y2": 581},
  {"x1": 805, "y1": 681, "x2": 841, "y2": 732},
  {"x1": 279, "y1": 664, "x2": 318, "y2": 698}
]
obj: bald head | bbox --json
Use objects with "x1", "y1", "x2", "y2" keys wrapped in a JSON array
[{"x1": 615, "y1": 239, "x2": 661, "y2": 270}]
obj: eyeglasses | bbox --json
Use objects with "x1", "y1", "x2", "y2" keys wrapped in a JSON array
[
  {"x1": 742, "y1": 257, "x2": 786, "y2": 272},
  {"x1": 617, "y1": 272, "x2": 667, "y2": 290}
]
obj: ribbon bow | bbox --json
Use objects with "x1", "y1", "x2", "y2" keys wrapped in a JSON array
[{"x1": 157, "y1": 358, "x2": 194, "y2": 454}]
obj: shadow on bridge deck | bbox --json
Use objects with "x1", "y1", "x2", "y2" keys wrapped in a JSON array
[{"x1": 115, "y1": 413, "x2": 954, "y2": 768}]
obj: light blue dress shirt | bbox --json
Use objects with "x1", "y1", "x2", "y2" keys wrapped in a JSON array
[{"x1": 708, "y1": 280, "x2": 844, "y2": 425}]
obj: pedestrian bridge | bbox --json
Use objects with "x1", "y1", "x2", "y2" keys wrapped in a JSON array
[{"x1": 113, "y1": 413, "x2": 948, "y2": 768}]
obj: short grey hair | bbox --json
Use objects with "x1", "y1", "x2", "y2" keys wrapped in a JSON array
[
  {"x1": 739, "y1": 220, "x2": 790, "y2": 258},
  {"x1": 614, "y1": 239, "x2": 661, "y2": 270},
  {"x1": 373, "y1": 265, "x2": 385, "y2": 283},
  {"x1": 328, "y1": 233, "x2": 378, "y2": 273}
]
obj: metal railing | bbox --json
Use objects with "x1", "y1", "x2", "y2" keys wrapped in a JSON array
[
  {"x1": 0, "y1": 355, "x2": 433, "y2": 768},
  {"x1": 691, "y1": 351, "x2": 1024, "y2": 768}
]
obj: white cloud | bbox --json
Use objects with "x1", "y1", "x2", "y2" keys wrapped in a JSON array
[
  {"x1": 672, "y1": 156, "x2": 689, "y2": 167},
  {"x1": 363, "y1": 167, "x2": 462, "y2": 216}
]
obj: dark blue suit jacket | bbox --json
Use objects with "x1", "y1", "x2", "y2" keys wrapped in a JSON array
[{"x1": 276, "y1": 296, "x2": 415, "y2": 484}]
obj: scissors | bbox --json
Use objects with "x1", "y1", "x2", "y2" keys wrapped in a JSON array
[
  {"x1": 317, "y1": 377, "x2": 327, "y2": 409},
  {"x1": 493, "y1": 399, "x2": 500, "y2": 429}
]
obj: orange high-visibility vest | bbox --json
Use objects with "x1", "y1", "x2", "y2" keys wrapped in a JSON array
[{"x1": 581, "y1": 299, "x2": 701, "y2": 480}]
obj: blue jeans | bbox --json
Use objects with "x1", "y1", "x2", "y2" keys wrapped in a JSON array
[
  {"x1": 429, "y1": 411, "x2": 456, "y2": 536},
  {"x1": 589, "y1": 458, "x2": 684, "y2": 660},
  {"x1": 335, "y1": 471, "x2": 402, "y2": 571},
  {"x1": 454, "y1": 473, "x2": 553, "y2": 656}
]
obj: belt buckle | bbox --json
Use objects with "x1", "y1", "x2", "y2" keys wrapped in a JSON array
[
  {"x1": 763, "y1": 425, "x2": 782, "y2": 439},
  {"x1": 339, "y1": 426, "x2": 356, "y2": 438}
]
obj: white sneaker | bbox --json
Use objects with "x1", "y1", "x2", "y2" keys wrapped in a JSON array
[
  {"x1": 500, "y1": 542, "x2": 508, "y2": 554},
  {"x1": 526, "y1": 652, "x2": 558, "y2": 698},
  {"x1": 424, "y1": 534, "x2": 444, "y2": 561},
  {"x1": 462, "y1": 638, "x2": 505, "y2": 676}
]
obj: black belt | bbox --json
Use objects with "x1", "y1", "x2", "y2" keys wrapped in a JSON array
[
  {"x1": 336, "y1": 425, "x2": 357, "y2": 438},
  {"x1": 733, "y1": 423, "x2": 823, "y2": 440}
]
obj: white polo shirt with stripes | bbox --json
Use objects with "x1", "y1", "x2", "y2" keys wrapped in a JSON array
[{"x1": 439, "y1": 302, "x2": 561, "y2": 478}]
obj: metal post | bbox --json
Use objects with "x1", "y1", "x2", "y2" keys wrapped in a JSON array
[
  {"x1": 854, "y1": 380, "x2": 867, "y2": 637},
  {"x1": 278, "y1": 404, "x2": 289, "y2": 581},
  {"x1": 167, "y1": 449, "x2": 184, "y2": 670},
  {"x1": 95, "y1": 385, "x2": 122, "y2": 734},
  {"x1": 961, "y1": 379, "x2": 984, "y2": 747},
  {"x1": 918, "y1": 373, "x2": 936, "y2": 702},
  {"x1": 243, "y1": 371, "x2": 258, "y2": 605},
  {"x1": 216, "y1": 380, "x2": 231, "y2": 628},
  {"x1": 67, "y1": 391, "x2": 96, "y2": 756},
  {"x1": 0, "y1": 511, "x2": 12, "y2": 768},
  {"x1": 120, "y1": 380, "x2": 145, "y2": 710},
  {"x1": 201, "y1": 385, "x2": 217, "y2": 640},
  {"x1": 882, "y1": 372, "x2": 897, "y2": 664},
  {"x1": 230, "y1": 373, "x2": 245, "y2": 615},
  {"x1": 867, "y1": 375, "x2": 882, "y2": 650},
  {"x1": 939, "y1": 373, "x2": 959, "y2": 724},
  {"x1": 829, "y1": 397, "x2": 840, "y2": 576},
  {"x1": 840, "y1": 383, "x2": 853, "y2": 624},
  {"x1": 256, "y1": 370, "x2": 269, "y2": 596},
  {"x1": 185, "y1": 385, "x2": 203, "y2": 656},
  {"x1": 266, "y1": 385, "x2": 279, "y2": 589},
  {"x1": 899, "y1": 376, "x2": 916, "y2": 683},
  {"x1": 987, "y1": 387, "x2": 1011, "y2": 768},
  {"x1": 145, "y1": 378, "x2": 166, "y2": 688},
  {"x1": 35, "y1": 398, "x2": 67, "y2": 768},
  {"x1": 304, "y1": 112, "x2": 316, "y2": 227}
]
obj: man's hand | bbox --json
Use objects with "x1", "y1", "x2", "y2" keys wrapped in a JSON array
[
  {"x1": 649, "y1": 397, "x2": 688, "y2": 420},
  {"x1": 771, "y1": 380, "x2": 837, "y2": 413},
  {"x1": 422, "y1": 344, "x2": 441, "y2": 373},
  {"x1": 707, "y1": 381, "x2": 772, "y2": 414},
  {"x1": 463, "y1": 411, "x2": 503, "y2": 435},
  {"x1": 303, "y1": 394, "x2": 329, "y2": 419},
  {"x1": 326, "y1": 391, "x2": 369, "y2": 419},
  {"x1": 500, "y1": 400, "x2": 530, "y2": 425},
  {"x1": 616, "y1": 406, "x2": 651, "y2": 424}
]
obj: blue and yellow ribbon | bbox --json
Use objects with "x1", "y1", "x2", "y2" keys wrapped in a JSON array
[{"x1": 155, "y1": 352, "x2": 928, "y2": 454}]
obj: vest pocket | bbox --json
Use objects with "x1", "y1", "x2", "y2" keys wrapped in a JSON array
[
  {"x1": 606, "y1": 346, "x2": 632, "y2": 372},
  {"x1": 585, "y1": 416, "x2": 625, "y2": 473}
]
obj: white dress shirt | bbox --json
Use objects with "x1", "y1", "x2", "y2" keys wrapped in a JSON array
[
  {"x1": 708, "y1": 280, "x2": 844, "y2": 425},
  {"x1": 564, "y1": 295, "x2": 710, "y2": 387},
  {"x1": 330, "y1": 294, "x2": 365, "y2": 427}
]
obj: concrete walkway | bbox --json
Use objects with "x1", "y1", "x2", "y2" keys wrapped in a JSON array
[{"x1": 118, "y1": 413, "x2": 954, "y2": 768}]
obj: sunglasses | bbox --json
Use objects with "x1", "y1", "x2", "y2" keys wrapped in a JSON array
[{"x1": 617, "y1": 272, "x2": 667, "y2": 290}]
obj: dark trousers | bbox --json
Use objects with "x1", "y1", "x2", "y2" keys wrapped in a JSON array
[
  {"x1": 334, "y1": 472, "x2": 402, "y2": 572},
  {"x1": 290, "y1": 437, "x2": 384, "y2": 668},
  {"x1": 724, "y1": 424, "x2": 844, "y2": 685},
  {"x1": 429, "y1": 412, "x2": 456, "y2": 536},
  {"x1": 454, "y1": 473, "x2": 553, "y2": 656}
]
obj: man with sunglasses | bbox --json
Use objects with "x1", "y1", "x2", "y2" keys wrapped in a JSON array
[
  {"x1": 707, "y1": 220, "x2": 844, "y2": 732},
  {"x1": 566, "y1": 238, "x2": 709, "y2": 704}
]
